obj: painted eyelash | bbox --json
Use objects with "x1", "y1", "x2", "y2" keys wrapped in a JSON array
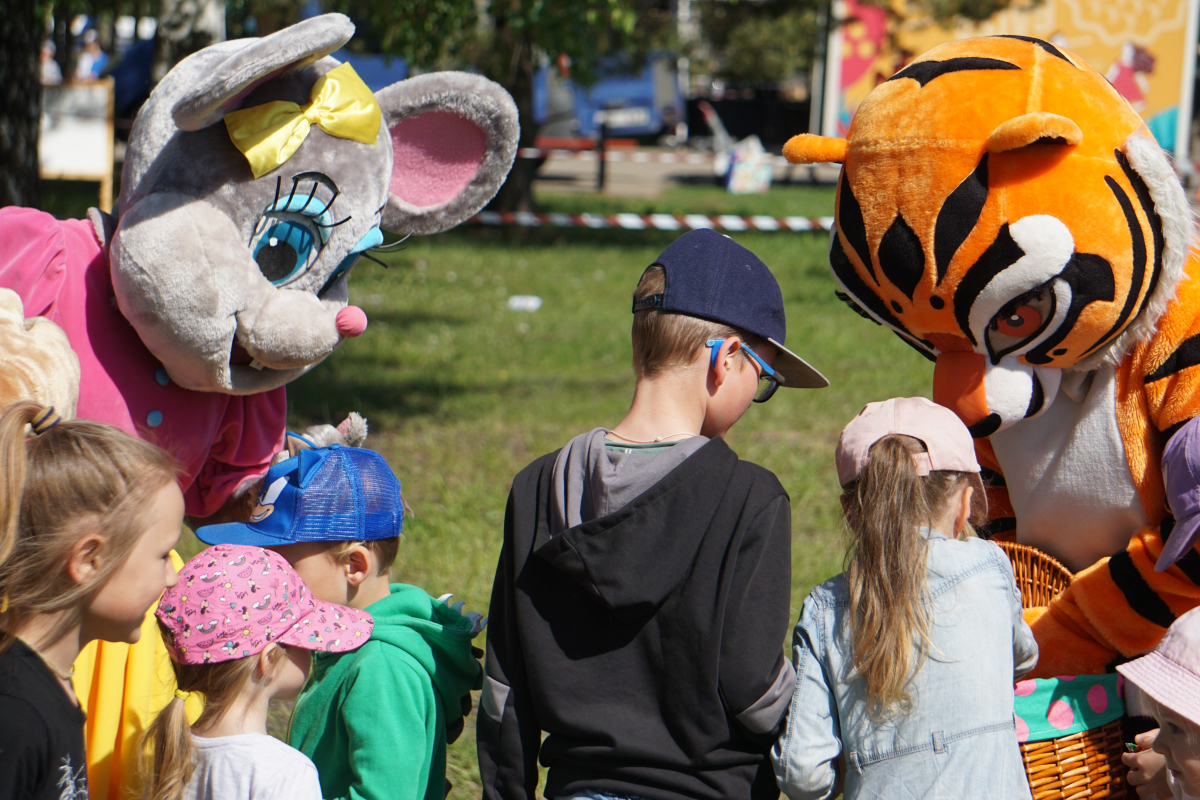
[
  {"x1": 371, "y1": 232, "x2": 411, "y2": 253},
  {"x1": 255, "y1": 176, "x2": 351, "y2": 241}
]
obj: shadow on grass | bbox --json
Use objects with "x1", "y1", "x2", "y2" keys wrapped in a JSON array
[
  {"x1": 350, "y1": 308, "x2": 470, "y2": 332},
  {"x1": 287, "y1": 369, "x2": 631, "y2": 427}
]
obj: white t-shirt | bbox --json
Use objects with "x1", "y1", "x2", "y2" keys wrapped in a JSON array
[{"x1": 183, "y1": 733, "x2": 322, "y2": 800}]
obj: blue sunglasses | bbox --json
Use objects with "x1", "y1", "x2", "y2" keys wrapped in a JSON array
[{"x1": 706, "y1": 338, "x2": 784, "y2": 403}]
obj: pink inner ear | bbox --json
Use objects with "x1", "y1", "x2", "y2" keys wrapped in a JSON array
[{"x1": 389, "y1": 111, "x2": 487, "y2": 208}]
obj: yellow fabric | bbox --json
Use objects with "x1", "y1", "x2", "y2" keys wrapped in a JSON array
[
  {"x1": 223, "y1": 62, "x2": 381, "y2": 179},
  {"x1": 73, "y1": 550, "x2": 203, "y2": 800}
]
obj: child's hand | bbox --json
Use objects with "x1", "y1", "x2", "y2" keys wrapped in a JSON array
[{"x1": 1123, "y1": 730, "x2": 1172, "y2": 799}]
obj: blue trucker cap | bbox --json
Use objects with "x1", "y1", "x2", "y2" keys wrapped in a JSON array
[
  {"x1": 196, "y1": 444, "x2": 404, "y2": 547},
  {"x1": 633, "y1": 229, "x2": 828, "y2": 388}
]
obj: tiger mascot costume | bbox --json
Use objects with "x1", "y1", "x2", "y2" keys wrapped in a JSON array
[{"x1": 785, "y1": 35, "x2": 1199, "y2": 677}]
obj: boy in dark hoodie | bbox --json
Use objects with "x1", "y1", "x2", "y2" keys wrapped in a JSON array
[
  {"x1": 195, "y1": 444, "x2": 485, "y2": 800},
  {"x1": 478, "y1": 229, "x2": 829, "y2": 800}
]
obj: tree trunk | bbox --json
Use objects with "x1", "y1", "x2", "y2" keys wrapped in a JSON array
[
  {"x1": 0, "y1": 0, "x2": 42, "y2": 208},
  {"x1": 486, "y1": 33, "x2": 541, "y2": 213}
]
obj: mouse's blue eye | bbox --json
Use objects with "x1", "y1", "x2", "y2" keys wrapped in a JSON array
[{"x1": 251, "y1": 219, "x2": 316, "y2": 284}]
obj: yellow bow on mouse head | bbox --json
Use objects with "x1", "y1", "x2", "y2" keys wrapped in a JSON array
[{"x1": 224, "y1": 62, "x2": 381, "y2": 179}]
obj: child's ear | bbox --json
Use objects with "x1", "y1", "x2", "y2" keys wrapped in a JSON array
[
  {"x1": 708, "y1": 337, "x2": 743, "y2": 390},
  {"x1": 342, "y1": 545, "x2": 373, "y2": 587},
  {"x1": 256, "y1": 643, "x2": 282, "y2": 679},
  {"x1": 66, "y1": 529, "x2": 105, "y2": 586}
]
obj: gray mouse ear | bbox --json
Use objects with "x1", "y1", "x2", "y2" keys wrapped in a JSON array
[
  {"x1": 376, "y1": 72, "x2": 519, "y2": 235},
  {"x1": 171, "y1": 13, "x2": 355, "y2": 131}
]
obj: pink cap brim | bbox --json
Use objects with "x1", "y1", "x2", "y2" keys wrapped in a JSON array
[
  {"x1": 275, "y1": 602, "x2": 374, "y2": 654},
  {"x1": 1117, "y1": 649, "x2": 1200, "y2": 724}
]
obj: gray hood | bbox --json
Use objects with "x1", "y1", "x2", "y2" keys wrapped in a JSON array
[{"x1": 550, "y1": 427, "x2": 709, "y2": 537}]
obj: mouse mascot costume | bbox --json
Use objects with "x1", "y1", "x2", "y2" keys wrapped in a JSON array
[
  {"x1": 783, "y1": 36, "x2": 1200, "y2": 678},
  {"x1": 0, "y1": 13, "x2": 517, "y2": 798}
]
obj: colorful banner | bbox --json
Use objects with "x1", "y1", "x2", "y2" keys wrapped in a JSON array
[{"x1": 821, "y1": 0, "x2": 1200, "y2": 163}]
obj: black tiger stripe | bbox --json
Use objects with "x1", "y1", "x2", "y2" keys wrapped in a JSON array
[
  {"x1": 839, "y1": 173, "x2": 876, "y2": 283},
  {"x1": 830, "y1": 233, "x2": 936, "y2": 355},
  {"x1": 1161, "y1": 416, "x2": 1195, "y2": 445},
  {"x1": 953, "y1": 223, "x2": 1025, "y2": 345},
  {"x1": 977, "y1": 517, "x2": 1016, "y2": 539},
  {"x1": 1174, "y1": 550, "x2": 1200, "y2": 586},
  {"x1": 888, "y1": 57, "x2": 1021, "y2": 87},
  {"x1": 1108, "y1": 549, "x2": 1176, "y2": 628},
  {"x1": 980, "y1": 467, "x2": 1007, "y2": 487},
  {"x1": 992, "y1": 35, "x2": 1076, "y2": 65},
  {"x1": 878, "y1": 214, "x2": 925, "y2": 300},
  {"x1": 934, "y1": 155, "x2": 989, "y2": 286},
  {"x1": 1025, "y1": 373, "x2": 1045, "y2": 417},
  {"x1": 1145, "y1": 333, "x2": 1200, "y2": 383},
  {"x1": 1160, "y1": 515, "x2": 1200, "y2": 584},
  {"x1": 1117, "y1": 150, "x2": 1166, "y2": 320},
  {"x1": 1025, "y1": 252, "x2": 1115, "y2": 364},
  {"x1": 1085, "y1": 177, "x2": 1147, "y2": 355}
]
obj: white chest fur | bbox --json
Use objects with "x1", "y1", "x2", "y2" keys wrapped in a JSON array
[{"x1": 988, "y1": 363, "x2": 1148, "y2": 572}]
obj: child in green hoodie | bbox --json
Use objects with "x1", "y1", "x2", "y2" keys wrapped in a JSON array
[{"x1": 195, "y1": 443, "x2": 485, "y2": 800}]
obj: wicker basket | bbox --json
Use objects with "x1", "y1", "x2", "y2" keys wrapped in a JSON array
[
  {"x1": 994, "y1": 540, "x2": 1132, "y2": 800},
  {"x1": 996, "y1": 540, "x2": 1072, "y2": 607}
]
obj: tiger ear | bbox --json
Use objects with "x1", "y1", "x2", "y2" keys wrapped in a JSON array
[
  {"x1": 986, "y1": 112, "x2": 1082, "y2": 153},
  {"x1": 783, "y1": 134, "x2": 848, "y2": 164}
]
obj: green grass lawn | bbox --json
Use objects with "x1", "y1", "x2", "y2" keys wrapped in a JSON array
[{"x1": 151, "y1": 181, "x2": 930, "y2": 799}]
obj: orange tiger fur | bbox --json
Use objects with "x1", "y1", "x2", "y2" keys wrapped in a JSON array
[{"x1": 788, "y1": 36, "x2": 1199, "y2": 676}]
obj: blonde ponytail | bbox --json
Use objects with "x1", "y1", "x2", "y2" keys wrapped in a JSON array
[
  {"x1": 842, "y1": 434, "x2": 986, "y2": 719},
  {"x1": 0, "y1": 400, "x2": 177, "y2": 654},
  {"x1": 144, "y1": 693, "x2": 196, "y2": 800},
  {"x1": 142, "y1": 626, "x2": 287, "y2": 800}
]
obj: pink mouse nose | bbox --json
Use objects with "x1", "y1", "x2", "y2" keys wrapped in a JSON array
[{"x1": 336, "y1": 306, "x2": 368, "y2": 338}]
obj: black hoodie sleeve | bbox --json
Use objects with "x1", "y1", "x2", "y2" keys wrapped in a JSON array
[
  {"x1": 718, "y1": 491, "x2": 795, "y2": 738},
  {"x1": 478, "y1": 491, "x2": 542, "y2": 800}
]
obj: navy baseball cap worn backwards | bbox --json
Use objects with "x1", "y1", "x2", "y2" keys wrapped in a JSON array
[
  {"x1": 633, "y1": 229, "x2": 828, "y2": 388},
  {"x1": 196, "y1": 444, "x2": 404, "y2": 547}
]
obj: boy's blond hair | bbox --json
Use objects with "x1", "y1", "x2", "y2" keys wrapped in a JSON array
[{"x1": 631, "y1": 265, "x2": 766, "y2": 379}]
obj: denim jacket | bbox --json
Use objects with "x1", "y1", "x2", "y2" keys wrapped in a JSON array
[{"x1": 772, "y1": 530, "x2": 1038, "y2": 800}]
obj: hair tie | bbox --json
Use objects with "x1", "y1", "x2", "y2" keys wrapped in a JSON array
[
  {"x1": 0, "y1": 595, "x2": 7, "y2": 614},
  {"x1": 30, "y1": 406, "x2": 61, "y2": 435},
  {"x1": 174, "y1": 689, "x2": 191, "y2": 701}
]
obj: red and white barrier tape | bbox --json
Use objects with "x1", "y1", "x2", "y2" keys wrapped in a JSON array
[
  {"x1": 516, "y1": 147, "x2": 807, "y2": 167},
  {"x1": 469, "y1": 211, "x2": 835, "y2": 232}
]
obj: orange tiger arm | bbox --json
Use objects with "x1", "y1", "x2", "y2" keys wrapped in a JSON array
[{"x1": 1028, "y1": 253, "x2": 1200, "y2": 677}]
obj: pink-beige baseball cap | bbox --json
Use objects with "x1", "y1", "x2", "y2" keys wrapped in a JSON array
[
  {"x1": 1118, "y1": 606, "x2": 1200, "y2": 726},
  {"x1": 836, "y1": 397, "x2": 980, "y2": 486},
  {"x1": 156, "y1": 544, "x2": 373, "y2": 665}
]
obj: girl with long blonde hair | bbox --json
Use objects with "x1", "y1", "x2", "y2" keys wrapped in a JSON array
[
  {"x1": 0, "y1": 401, "x2": 184, "y2": 799},
  {"x1": 772, "y1": 397, "x2": 1038, "y2": 800}
]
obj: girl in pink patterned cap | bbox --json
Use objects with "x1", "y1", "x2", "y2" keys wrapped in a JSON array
[{"x1": 144, "y1": 544, "x2": 373, "y2": 800}]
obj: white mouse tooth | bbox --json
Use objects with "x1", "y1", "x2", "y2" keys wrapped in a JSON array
[{"x1": 249, "y1": 359, "x2": 265, "y2": 370}]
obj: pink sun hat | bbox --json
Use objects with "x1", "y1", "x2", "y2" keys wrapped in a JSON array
[
  {"x1": 156, "y1": 543, "x2": 373, "y2": 665},
  {"x1": 836, "y1": 397, "x2": 981, "y2": 487},
  {"x1": 1117, "y1": 606, "x2": 1200, "y2": 727}
]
